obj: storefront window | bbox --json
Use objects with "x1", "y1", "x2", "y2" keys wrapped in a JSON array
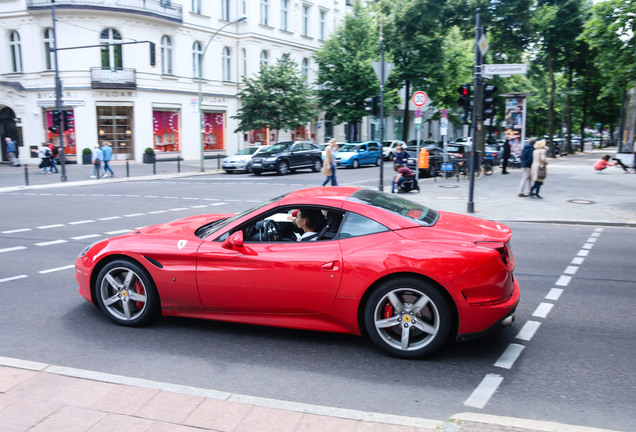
[
  {"x1": 202, "y1": 112, "x2": 225, "y2": 150},
  {"x1": 96, "y1": 106, "x2": 133, "y2": 158},
  {"x1": 153, "y1": 110, "x2": 180, "y2": 152}
]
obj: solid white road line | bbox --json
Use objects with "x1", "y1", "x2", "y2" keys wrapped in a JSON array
[
  {"x1": 464, "y1": 374, "x2": 504, "y2": 409},
  {"x1": 0, "y1": 275, "x2": 28, "y2": 283},
  {"x1": 494, "y1": 344, "x2": 525, "y2": 370},
  {"x1": 35, "y1": 240, "x2": 68, "y2": 247},
  {"x1": 532, "y1": 302, "x2": 554, "y2": 319},
  {"x1": 0, "y1": 246, "x2": 27, "y2": 254},
  {"x1": 38, "y1": 265, "x2": 75, "y2": 274},
  {"x1": 2, "y1": 228, "x2": 31, "y2": 234},
  {"x1": 545, "y1": 288, "x2": 564, "y2": 301},
  {"x1": 516, "y1": 320, "x2": 541, "y2": 341}
]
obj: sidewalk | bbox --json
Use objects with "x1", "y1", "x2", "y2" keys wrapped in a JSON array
[
  {"x1": 0, "y1": 150, "x2": 632, "y2": 431},
  {"x1": 0, "y1": 357, "x2": 620, "y2": 432}
]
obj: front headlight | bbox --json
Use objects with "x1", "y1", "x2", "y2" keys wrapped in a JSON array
[
  {"x1": 265, "y1": 157, "x2": 278, "y2": 162},
  {"x1": 78, "y1": 241, "x2": 99, "y2": 258}
]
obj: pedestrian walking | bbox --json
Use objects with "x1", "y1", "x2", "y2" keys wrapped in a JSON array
[
  {"x1": 38, "y1": 145, "x2": 52, "y2": 174},
  {"x1": 47, "y1": 141, "x2": 60, "y2": 173},
  {"x1": 517, "y1": 138, "x2": 535, "y2": 197},
  {"x1": 321, "y1": 138, "x2": 338, "y2": 186},
  {"x1": 501, "y1": 138, "x2": 511, "y2": 174},
  {"x1": 101, "y1": 141, "x2": 114, "y2": 177},
  {"x1": 90, "y1": 144, "x2": 106, "y2": 178},
  {"x1": 530, "y1": 139, "x2": 548, "y2": 199},
  {"x1": 4, "y1": 137, "x2": 20, "y2": 167}
]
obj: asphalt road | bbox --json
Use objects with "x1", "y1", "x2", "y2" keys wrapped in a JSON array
[{"x1": 0, "y1": 172, "x2": 634, "y2": 431}]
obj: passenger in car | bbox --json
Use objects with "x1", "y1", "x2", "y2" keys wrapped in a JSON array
[{"x1": 294, "y1": 209, "x2": 327, "y2": 241}]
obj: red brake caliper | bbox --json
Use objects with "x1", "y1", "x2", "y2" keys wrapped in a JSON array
[
  {"x1": 135, "y1": 280, "x2": 145, "y2": 310},
  {"x1": 383, "y1": 303, "x2": 394, "y2": 330}
]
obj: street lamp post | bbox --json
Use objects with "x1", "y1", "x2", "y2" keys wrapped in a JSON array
[{"x1": 198, "y1": 16, "x2": 247, "y2": 172}]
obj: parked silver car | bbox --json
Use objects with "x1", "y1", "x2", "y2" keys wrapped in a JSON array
[{"x1": 222, "y1": 146, "x2": 265, "y2": 173}]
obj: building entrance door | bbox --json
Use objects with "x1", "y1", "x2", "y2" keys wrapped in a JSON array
[{"x1": 96, "y1": 106, "x2": 133, "y2": 160}]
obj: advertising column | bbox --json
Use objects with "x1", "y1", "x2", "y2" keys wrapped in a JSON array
[{"x1": 504, "y1": 96, "x2": 526, "y2": 157}]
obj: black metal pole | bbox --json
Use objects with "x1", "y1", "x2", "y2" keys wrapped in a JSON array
[
  {"x1": 468, "y1": 9, "x2": 482, "y2": 213},
  {"x1": 24, "y1": 164, "x2": 29, "y2": 186},
  {"x1": 126, "y1": 159, "x2": 130, "y2": 177},
  {"x1": 378, "y1": 33, "x2": 385, "y2": 191},
  {"x1": 51, "y1": 0, "x2": 67, "y2": 182}
]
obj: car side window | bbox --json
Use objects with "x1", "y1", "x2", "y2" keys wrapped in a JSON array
[
  {"x1": 339, "y1": 212, "x2": 388, "y2": 239},
  {"x1": 369, "y1": 143, "x2": 379, "y2": 151}
]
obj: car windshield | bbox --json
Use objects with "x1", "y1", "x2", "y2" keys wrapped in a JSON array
[
  {"x1": 339, "y1": 144, "x2": 361, "y2": 152},
  {"x1": 349, "y1": 189, "x2": 438, "y2": 226},
  {"x1": 258, "y1": 143, "x2": 291, "y2": 155},
  {"x1": 196, "y1": 195, "x2": 283, "y2": 239},
  {"x1": 236, "y1": 147, "x2": 259, "y2": 155},
  {"x1": 383, "y1": 142, "x2": 393, "y2": 148}
]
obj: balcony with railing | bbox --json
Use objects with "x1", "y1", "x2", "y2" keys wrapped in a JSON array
[
  {"x1": 27, "y1": 0, "x2": 182, "y2": 23},
  {"x1": 91, "y1": 67, "x2": 136, "y2": 89}
]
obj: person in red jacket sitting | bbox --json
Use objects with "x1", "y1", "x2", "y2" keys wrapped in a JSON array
[{"x1": 593, "y1": 155, "x2": 613, "y2": 173}]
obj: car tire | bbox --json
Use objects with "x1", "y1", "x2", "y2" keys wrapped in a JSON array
[
  {"x1": 388, "y1": 152, "x2": 394, "y2": 161},
  {"x1": 352, "y1": 159, "x2": 360, "y2": 169},
  {"x1": 364, "y1": 277, "x2": 452, "y2": 358},
  {"x1": 252, "y1": 169, "x2": 262, "y2": 175},
  {"x1": 276, "y1": 160, "x2": 290, "y2": 175},
  {"x1": 375, "y1": 157, "x2": 380, "y2": 166},
  {"x1": 94, "y1": 259, "x2": 160, "y2": 327},
  {"x1": 312, "y1": 159, "x2": 322, "y2": 172}
]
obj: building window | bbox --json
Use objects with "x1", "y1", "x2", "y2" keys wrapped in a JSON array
[
  {"x1": 193, "y1": 41, "x2": 203, "y2": 78},
  {"x1": 222, "y1": 0, "x2": 230, "y2": 21},
  {"x1": 242, "y1": 48, "x2": 247, "y2": 77},
  {"x1": 153, "y1": 110, "x2": 181, "y2": 153},
  {"x1": 43, "y1": 28, "x2": 55, "y2": 71},
  {"x1": 96, "y1": 106, "x2": 134, "y2": 156},
  {"x1": 281, "y1": 0, "x2": 289, "y2": 31},
  {"x1": 202, "y1": 113, "x2": 225, "y2": 150},
  {"x1": 302, "y1": 5, "x2": 309, "y2": 37},
  {"x1": 160, "y1": 35, "x2": 173, "y2": 75},
  {"x1": 260, "y1": 50, "x2": 268, "y2": 68},
  {"x1": 192, "y1": 0, "x2": 201, "y2": 14},
  {"x1": 223, "y1": 47, "x2": 232, "y2": 81},
  {"x1": 302, "y1": 58, "x2": 309, "y2": 85},
  {"x1": 9, "y1": 31, "x2": 23, "y2": 73},
  {"x1": 100, "y1": 28, "x2": 122, "y2": 69},
  {"x1": 260, "y1": 0, "x2": 269, "y2": 26},
  {"x1": 319, "y1": 11, "x2": 326, "y2": 40}
]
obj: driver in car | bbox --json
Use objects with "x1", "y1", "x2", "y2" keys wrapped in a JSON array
[{"x1": 293, "y1": 209, "x2": 327, "y2": 241}]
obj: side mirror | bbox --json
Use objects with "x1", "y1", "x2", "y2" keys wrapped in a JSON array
[{"x1": 221, "y1": 231, "x2": 244, "y2": 249}]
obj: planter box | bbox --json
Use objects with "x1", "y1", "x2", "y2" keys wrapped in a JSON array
[
  {"x1": 82, "y1": 154, "x2": 92, "y2": 165},
  {"x1": 143, "y1": 153, "x2": 155, "y2": 164}
]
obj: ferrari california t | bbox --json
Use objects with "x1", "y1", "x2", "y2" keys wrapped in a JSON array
[{"x1": 75, "y1": 187, "x2": 519, "y2": 358}]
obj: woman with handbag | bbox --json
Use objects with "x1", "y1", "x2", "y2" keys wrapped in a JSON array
[{"x1": 530, "y1": 140, "x2": 548, "y2": 198}]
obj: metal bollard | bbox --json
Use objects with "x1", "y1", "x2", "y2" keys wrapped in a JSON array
[
  {"x1": 153, "y1": 159, "x2": 156, "y2": 175},
  {"x1": 217, "y1": 154, "x2": 221, "y2": 169},
  {"x1": 177, "y1": 157, "x2": 181, "y2": 173},
  {"x1": 24, "y1": 164, "x2": 29, "y2": 186},
  {"x1": 126, "y1": 159, "x2": 130, "y2": 177}
]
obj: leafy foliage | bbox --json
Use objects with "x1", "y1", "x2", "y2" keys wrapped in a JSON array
[{"x1": 233, "y1": 55, "x2": 317, "y2": 136}]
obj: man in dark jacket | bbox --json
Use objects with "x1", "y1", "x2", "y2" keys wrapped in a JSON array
[
  {"x1": 501, "y1": 139, "x2": 511, "y2": 174},
  {"x1": 517, "y1": 138, "x2": 535, "y2": 197}
]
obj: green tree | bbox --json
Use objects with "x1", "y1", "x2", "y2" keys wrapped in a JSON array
[
  {"x1": 314, "y1": 1, "x2": 400, "y2": 141},
  {"x1": 233, "y1": 55, "x2": 317, "y2": 141}
]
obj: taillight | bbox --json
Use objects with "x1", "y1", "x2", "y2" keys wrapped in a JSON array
[{"x1": 476, "y1": 241, "x2": 509, "y2": 265}]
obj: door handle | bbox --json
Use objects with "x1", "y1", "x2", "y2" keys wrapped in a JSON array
[{"x1": 321, "y1": 261, "x2": 339, "y2": 271}]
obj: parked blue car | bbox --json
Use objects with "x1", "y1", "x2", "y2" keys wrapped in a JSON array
[{"x1": 335, "y1": 141, "x2": 382, "y2": 168}]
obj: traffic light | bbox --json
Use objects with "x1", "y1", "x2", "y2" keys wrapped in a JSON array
[
  {"x1": 62, "y1": 110, "x2": 72, "y2": 131},
  {"x1": 49, "y1": 125, "x2": 59, "y2": 134},
  {"x1": 51, "y1": 110, "x2": 62, "y2": 126},
  {"x1": 483, "y1": 84, "x2": 497, "y2": 119},
  {"x1": 457, "y1": 84, "x2": 472, "y2": 124},
  {"x1": 364, "y1": 96, "x2": 379, "y2": 116}
]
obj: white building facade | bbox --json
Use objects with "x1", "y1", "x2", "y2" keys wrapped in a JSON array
[{"x1": 0, "y1": 0, "x2": 350, "y2": 165}]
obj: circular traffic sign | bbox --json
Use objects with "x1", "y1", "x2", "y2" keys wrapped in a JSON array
[{"x1": 412, "y1": 91, "x2": 428, "y2": 107}]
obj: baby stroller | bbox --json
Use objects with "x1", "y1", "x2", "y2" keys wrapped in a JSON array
[{"x1": 398, "y1": 176, "x2": 420, "y2": 193}]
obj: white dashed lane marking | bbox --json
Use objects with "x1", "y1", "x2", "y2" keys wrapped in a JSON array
[
  {"x1": 515, "y1": 320, "x2": 541, "y2": 341},
  {"x1": 464, "y1": 374, "x2": 504, "y2": 409},
  {"x1": 37, "y1": 224, "x2": 65, "y2": 230},
  {"x1": 71, "y1": 234, "x2": 102, "y2": 240},
  {"x1": 1, "y1": 228, "x2": 32, "y2": 234},
  {"x1": 494, "y1": 344, "x2": 525, "y2": 370},
  {"x1": 38, "y1": 265, "x2": 75, "y2": 274},
  {"x1": 545, "y1": 288, "x2": 564, "y2": 301},
  {"x1": 0, "y1": 247, "x2": 27, "y2": 254},
  {"x1": 555, "y1": 275, "x2": 572, "y2": 286},
  {"x1": 531, "y1": 302, "x2": 554, "y2": 319},
  {"x1": 35, "y1": 240, "x2": 68, "y2": 247},
  {"x1": 0, "y1": 275, "x2": 28, "y2": 283}
]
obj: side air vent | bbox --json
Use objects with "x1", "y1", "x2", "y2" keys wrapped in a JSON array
[{"x1": 144, "y1": 256, "x2": 163, "y2": 268}]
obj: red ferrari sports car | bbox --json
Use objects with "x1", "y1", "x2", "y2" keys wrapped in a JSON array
[{"x1": 76, "y1": 187, "x2": 519, "y2": 358}]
